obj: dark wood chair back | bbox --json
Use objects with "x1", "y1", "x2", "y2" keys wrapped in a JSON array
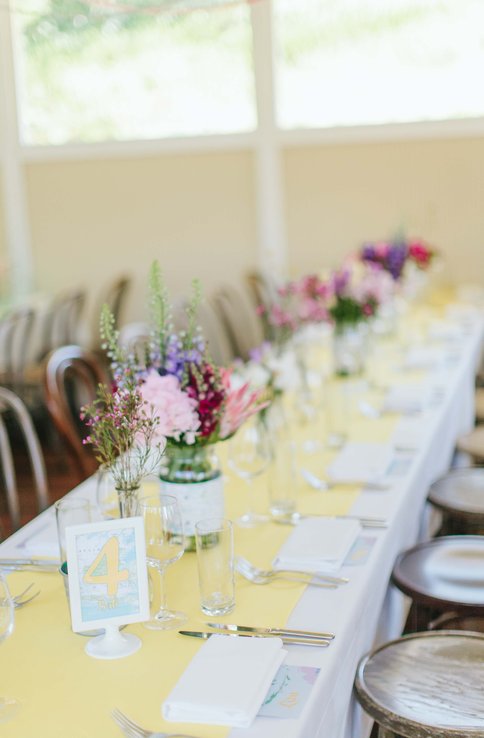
[{"x1": 44, "y1": 345, "x2": 109, "y2": 480}]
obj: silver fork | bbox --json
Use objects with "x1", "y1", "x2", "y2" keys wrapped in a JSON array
[
  {"x1": 111, "y1": 708, "x2": 202, "y2": 738},
  {"x1": 12, "y1": 583, "x2": 40, "y2": 609},
  {"x1": 235, "y1": 556, "x2": 345, "y2": 587}
]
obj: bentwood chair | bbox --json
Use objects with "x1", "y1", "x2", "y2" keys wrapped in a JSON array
[
  {"x1": 39, "y1": 289, "x2": 86, "y2": 361},
  {"x1": 0, "y1": 387, "x2": 49, "y2": 531},
  {"x1": 212, "y1": 283, "x2": 265, "y2": 361},
  {"x1": 44, "y1": 345, "x2": 109, "y2": 481},
  {"x1": 355, "y1": 631, "x2": 484, "y2": 738}
]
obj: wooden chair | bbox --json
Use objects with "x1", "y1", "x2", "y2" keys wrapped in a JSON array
[
  {"x1": 39, "y1": 290, "x2": 86, "y2": 361},
  {"x1": 355, "y1": 631, "x2": 484, "y2": 738},
  {"x1": 391, "y1": 535, "x2": 484, "y2": 633},
  {"x1": 0, "y1": 387, "x2": 49, "y2": 531},
  {"x1": 44, "y1": 345, "x2": 109, "y2": 481},
  {"x1": 427, "y1": 467, "x2": 484, "y2": 535},
  {"x1": 212, "y1": 284, "x2": 265, "y2": 361}
]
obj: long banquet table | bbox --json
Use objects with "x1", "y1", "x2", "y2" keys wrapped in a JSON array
[{"x1": 0, "y1": 304, "x2": 482, "y2": 738}]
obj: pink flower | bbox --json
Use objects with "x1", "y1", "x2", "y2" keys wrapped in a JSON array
[
  {"x1": 139, "y1": 370, "x2": 200, "y2": 443},
  {"x1": 219, "y1": 369, "x2": 268, "y2": 439}
]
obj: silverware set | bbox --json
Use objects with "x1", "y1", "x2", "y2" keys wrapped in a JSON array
[
  {"x1": 112, "y1": 707, "x2": 200, "y2": 738},
  {"x1": 0, "y1": 558, "x2": 60, "y2": 573},
  {"x1": 235, "y1": 555, "x2": 348, "y2": 588},
  {"x1": 12, "y1": 582, "x2": 40, "y2": 609}
]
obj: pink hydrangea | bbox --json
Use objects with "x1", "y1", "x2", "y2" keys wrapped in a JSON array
[{"x1": 139, "y1": 370, "x2": 200, "y2": 444}]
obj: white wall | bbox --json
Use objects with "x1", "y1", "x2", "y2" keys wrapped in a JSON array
[{"x1": 22, "y1": 134, "x2": 484, "y2": 324}]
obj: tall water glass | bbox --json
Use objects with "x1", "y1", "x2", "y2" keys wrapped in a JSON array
[
  {"x1": 0, "y1": 573, "x2": 18, "y2": 722},
  {"x1": 55, "y1": 497, "x2": 92, "y2": 565},
  {"x1": 195, "y1": 518, "x2": 235, "y2": 616},
  {"x1": 137, "y1": 494, "x2": 186, "y2": 630},
  {"x1": 228, "y1": 416, "x2": 271, "y2": 527}
]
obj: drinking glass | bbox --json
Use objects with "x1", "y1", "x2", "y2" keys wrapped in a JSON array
[
  {"x1": 137, "y1": 494, "x2": 187, "y2": 630},
  {"x1": 195, "y1": 518, "x2": 235, "y2": 616},
  {"x1": 55, "y1": 497, "x2": 92, "y2": 565},
  {"x1": 95, "y1": 467, "x2": 119, "y2": 519},
  {"x1": 228, "y1": 416, "x2": 271, "y2": 527},
  {"x1": 0, "y1": 573, "x2": 18, "y2": 722}
]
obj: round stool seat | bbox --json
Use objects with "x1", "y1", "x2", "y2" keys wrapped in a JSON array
[
  {"x1": 428, "y1": 467, "x2": 484, "y2": 532},
  {"x1": 355, "y1": 631, "x2": 484, "y2": 737},
  {"x1": 392, "y1": 536, "x2": 484, "y2": 613},
  {"x1": 456, "y1": 426, "x2": 484, "y2": 462}
]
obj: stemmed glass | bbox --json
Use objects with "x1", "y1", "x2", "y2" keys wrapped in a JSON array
[
  {"x1": 0, "y1": 573, "x2": 18, "y2": 722},
  {"x1": 137, "y1": 494, "x2": 187, "y2": 630},
  {"x1": 228, "y1": 416, "x2": 271, "y2": 527}
]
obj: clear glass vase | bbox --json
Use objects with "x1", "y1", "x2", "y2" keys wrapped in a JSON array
[
  {"x1": 159, "y1": 444, "x2": 224, "y2": 551},
  {"x1": 115, "y1": 484, "x2": 140, "y2": 518},
  {"x1": 332, "y1": 322, "x2": 368, "y2": 377}
]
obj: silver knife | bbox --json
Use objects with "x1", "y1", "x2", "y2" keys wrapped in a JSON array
[
  {"x1": 206, "y1": 622, "x2": 334, "y2": 640},
  {"x1": 179, "y1": 630, "x2": 330, "y2": 647},
  {"x1": 0, "y1": 558, "x2": 60, "y2": 572}
]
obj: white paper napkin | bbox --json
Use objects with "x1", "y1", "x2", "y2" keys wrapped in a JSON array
[
  {"x1": 403, "y1": 346, "x2": 442, "y2": 370},
  {"x1": 163, "y1": 634, "x2": 286, "y2": 728},
  {"x1": 326, "y1": 442, "x2": 393, "y2": 486},
  {"x1": 383, "y1": 384, "x2": 431, "y2": 414},
  {"x1": 273, "y1": 517, "x2": 361, "y2": 573}
]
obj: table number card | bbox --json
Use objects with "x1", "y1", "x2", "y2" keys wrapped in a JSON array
[{"x1": 65, "y1": 517, "x2": 149, "y2": 656}]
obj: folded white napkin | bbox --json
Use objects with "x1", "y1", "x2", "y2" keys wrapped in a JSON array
[
  {"x1": 163, "y1": 634, "x2": 286, "y2": 728},
  {"x1": 383, "y1": 385, "x2": 430, "y2": 414},
  {"x1": 391, "y1": 418, "x2": 427, "y2": 451},
  {"x1": 273, "y1": 517, "x2": 361, "y2": 573},
  {"x1": 403, "y1": 346, "x2": 442, "y2": 370},
  {"x1": 427, "y1": 321, "x2": 462, "y2": 343},
  {"x1": 326, "y1": 442, "x2": 393, "y2": 486}
]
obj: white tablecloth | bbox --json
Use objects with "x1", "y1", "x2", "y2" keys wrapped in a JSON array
[{"x1": 1, "y1": 320, "x2": 482, "y2": 738}]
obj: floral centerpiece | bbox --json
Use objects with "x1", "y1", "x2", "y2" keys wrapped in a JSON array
[
  {"x1": 81, "y1": 377, "x2": 164, "y2": 517},
  {"x1": 96, "y1": 262, "x2": 268, "y2": 547},
  {"x1": 324, "y1": 266, "x2": 387, "y2": 376},
  {"x1": 360, "y1": 237, "x2": 437, "y2": 280}
]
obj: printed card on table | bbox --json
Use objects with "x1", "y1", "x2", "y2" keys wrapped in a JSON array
[
  {"x1": 259, "y1": 665, "x2": 320, "y2": 719},
  {"x1": 65, "y1": 517, "x2": 149, "y2": 633}
]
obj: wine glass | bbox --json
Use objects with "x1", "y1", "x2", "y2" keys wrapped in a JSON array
[
  {"x1": 0, "y1": 573, "x2": 18, "y2": 722},
  {"x1": 136, "y1": 494, "x2": 187, "y2": 630},
  {"x1": 228, "y1": 416, "x2": 271, "y2": 527}
]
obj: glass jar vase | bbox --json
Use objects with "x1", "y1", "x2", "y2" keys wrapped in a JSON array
[
  {"x1": 332, "y1": 322, "x2": 368, "y2": 377},
  {"x1": 159, "y1": 444, "x2": 224, "y2": 551}
]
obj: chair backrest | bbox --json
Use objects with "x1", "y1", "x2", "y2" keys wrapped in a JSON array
[
  {"x1": 40, "y1": 290, "x2": 86, "y2": 360},
  {"x1": 118, "y1": 321, "x2": 151, "y2": 370},
  {"x1": 0, "y1": 386, "x2": 49, "y2": 531},
  {"x1": 0, "y1": 307, "x2": 36, "y2": 388},
  {"x1": 246, "y1": 269, "x2": 280, "y2": 310},
  {"x1": 212, "y1": 284, "x2": 265, "y2": 361},
  {"x1": 44, "y1": 345, "x2": 110, "y2": 481}
]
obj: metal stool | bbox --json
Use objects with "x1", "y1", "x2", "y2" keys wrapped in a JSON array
[
  {"x1": 392, "y1": 535, "x2": 484, "y2": 632},
  {"x1": 428, "y1": 467, "x2": 484, "y2": 535},
  {"x1": 355, "y1": 631, "x2": 484, "y2": 738}
]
